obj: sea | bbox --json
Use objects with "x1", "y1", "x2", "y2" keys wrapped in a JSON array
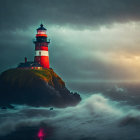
[{"x1": 0, "y1": 81, "x2": 140, "y2": 140}]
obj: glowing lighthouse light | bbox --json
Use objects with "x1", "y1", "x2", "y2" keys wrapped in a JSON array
[
  {"x1": 37, "y1": 30, "x2": 46, "y2": 35},
  {"x1": 34, "y1": 24, "x2": 50, "y2": 68}
]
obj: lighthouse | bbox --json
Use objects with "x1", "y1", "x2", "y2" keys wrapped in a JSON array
[{"x1": 34, "y1": 24, "x2": 50, "y2": 68}]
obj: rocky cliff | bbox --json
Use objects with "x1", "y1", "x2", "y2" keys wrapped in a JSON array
[{"x1": 0, "y1": 68, "x2": 81, "y2": 107}]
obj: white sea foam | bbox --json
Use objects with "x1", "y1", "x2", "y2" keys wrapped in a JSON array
[{"x1": 0, "y1": 94, "x2": 140, "y2": 140}]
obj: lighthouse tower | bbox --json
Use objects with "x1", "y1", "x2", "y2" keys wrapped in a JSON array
[{"x1": 34, "y1": 24, "x2": 50, "y2": 68}]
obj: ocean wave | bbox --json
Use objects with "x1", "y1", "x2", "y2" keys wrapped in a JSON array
[{"x1": 0, "y1": 94, "x2": 140, "y2": 140}]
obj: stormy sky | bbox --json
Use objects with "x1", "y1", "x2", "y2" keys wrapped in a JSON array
[{"x1": 1, "y1": 0, "x2": 140, "y2": 85}]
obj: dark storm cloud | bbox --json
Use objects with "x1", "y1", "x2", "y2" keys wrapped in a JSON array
[
  {"x1": 0, "y1": 30, "x2": 34, "y2": 71},
  {"x1": 1, "y1": 0, "x2": 140, "y2": 83},
  {"x1": 0, "y1": 0, "x2": 140, "y2": 31}
]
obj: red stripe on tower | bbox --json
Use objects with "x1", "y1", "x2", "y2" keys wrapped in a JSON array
[
  {"x1": 36, "y1": 34, "x2": 47, "y2": 37},
  {"x1": 34, "y1": 24, "x2": 50, "y2": 68},
  {"x1": 35, "y1": 46, "x2": 48, "y2": 51}
]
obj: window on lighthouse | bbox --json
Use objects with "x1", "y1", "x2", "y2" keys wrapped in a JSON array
[
  {"x1": 37, "y1": 30, "x2": 46, "y2": 34},
  {"x1": 39, "y1": 51, "x2": 41, "y2": 56}
]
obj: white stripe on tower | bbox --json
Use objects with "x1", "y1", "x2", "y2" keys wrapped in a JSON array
[{"x1": 35, "y1": 50, "x2": 49, "y2": 56}]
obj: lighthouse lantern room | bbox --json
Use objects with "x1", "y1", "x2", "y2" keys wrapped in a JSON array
[{"x1": 34, "y1": 24, "x2": 50, "y2": 68}]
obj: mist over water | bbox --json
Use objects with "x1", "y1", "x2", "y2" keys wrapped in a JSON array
[{"x1": 1, "y1": 83, "x2": 140, "y2": 140}]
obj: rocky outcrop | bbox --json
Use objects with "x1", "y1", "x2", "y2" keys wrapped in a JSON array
[{"x1": 0, "y1": 68, "x2": 81, "y2": 107}]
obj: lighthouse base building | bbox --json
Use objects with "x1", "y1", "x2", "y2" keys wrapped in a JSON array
[{"x1": 18, "y1": 24, "x2": 50, "y2": 69}]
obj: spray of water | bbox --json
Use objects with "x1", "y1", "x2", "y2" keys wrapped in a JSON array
[{"x1": 0, "y1": 94, "x2": 140, "y2": 140}]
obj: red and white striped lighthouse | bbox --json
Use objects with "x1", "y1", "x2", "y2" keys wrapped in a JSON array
[{"x1": 34, "y1": 24, "x2": 50, "y2": 68}]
